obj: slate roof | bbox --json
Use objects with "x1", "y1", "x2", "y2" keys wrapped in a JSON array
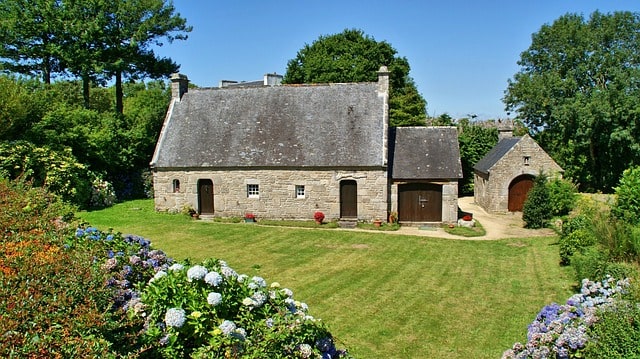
[
  {"x1": 151, "y1": 83, "x2": 386, "y2": 168},
  {"x1": 389, "y1": 127, "x2": 463, "y2": 179},
  {"x1": 473, "y1": 137, "x2": 521, "y2": 174}
]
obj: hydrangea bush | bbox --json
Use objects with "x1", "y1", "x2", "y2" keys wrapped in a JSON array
[
  {"x1": 132, "y1": 258, "x2": 350, "y2": 358},
  {"x1": 74, "y1": 227, "x2": 173, "y2": 311},
  {"x1": 502, "y1": 276, "x2": 630, "y2": 359},
  {"x1": 74, "y1": 226, "x2": 349, "y2": 358}
]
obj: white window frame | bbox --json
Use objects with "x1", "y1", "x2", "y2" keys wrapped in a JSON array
[
  {"x1": 295, "y1": 185, "x2": 305, "y2": 199},
  {"x1": 247, "y1": 184, "x2": 260, "y2": 198}
]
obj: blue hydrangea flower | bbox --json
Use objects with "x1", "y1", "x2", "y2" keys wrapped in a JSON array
[
  {"x1": 248, "y1": 276, "x2": 267, "y2": 289},
  {"x1": 205, "y1": 271, "x2": 223, "y2": 286},
  {"x1": 187, "y1": 265, "x2": 208, "y2": 281},
  {"x1": 75, "y1": 228, "x2": 84, "y2": 237},
  {"x1": 207, "y1": 292, "x2": 222, "y2": 306},
  {"x1": 164, "y1": 308, "x2": 186, "y2": 328}
]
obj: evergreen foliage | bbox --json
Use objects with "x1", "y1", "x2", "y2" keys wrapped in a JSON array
[
  {"x1": 611, "y1": 166, "x2": 640, "y2": 226},
  {"x1": 522, "y1": 173, "x2": 552, "y2": 228}
]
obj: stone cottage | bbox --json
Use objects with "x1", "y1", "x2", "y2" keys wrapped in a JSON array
[
  {"x1": 151, "y1": 67, "x2": 462, "y2": 223},
  {"x1": 473, "y1": 130, "x2": 563, "y2": 213}
]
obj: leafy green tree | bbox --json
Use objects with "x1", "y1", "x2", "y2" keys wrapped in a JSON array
[
  {"x1": 611, "y1": 166, "x2": 640, "y2": 225},
  {"x1": 0, "y1": 0, "x2": 65, "y2": 83},
  {"x1": 97, "y1": 0, "x2": 190, "y2": 113},
  {"x1": 504, "y1": 11, "x2": 640, "y2": 192},
  {"x1": 0, "y1": 0, "x2": 190, "y2": 112},
  {"x1": 457, "y1": 119, "x2": 498, "y2": 195},
  {"x1": 283, "y1": 29, "x2": 427, "y2": 127},
  {"x1": 0, "y1": 76, "x2": 31, "y2": 140}
]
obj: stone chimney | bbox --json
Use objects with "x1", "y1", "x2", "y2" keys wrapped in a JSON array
[
  {"x1": 377, "y1": 66, "x2": 390, "y2": 94},
  {"x1": 170, "y1": 73, "x2": 189, "y2": 100},
  {"x1": 497, "y1": 119, "x2": 514, "y2": 140},
  {"x1": 219, "y1": 80, "x2": 238, "y2": 87},
  {"x1": 263, "y1": 73, "x2": 283, "y2": 86}
]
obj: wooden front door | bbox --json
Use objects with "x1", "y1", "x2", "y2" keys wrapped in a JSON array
[
  {"x1": 340, "y1": 180, "x2": 357, "y2": 218},
  {"x1": 508, "y1": 175, "x2": 535, "y2": 212},
  {"x1": 398, "y1": 183, "x2": 442, "y2": 222},
  {"x1": 198, "y1": 179, "x2": 214, "y2": 214}
]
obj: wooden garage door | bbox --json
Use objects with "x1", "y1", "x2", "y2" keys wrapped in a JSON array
[
  {"x1": 198, "y1": 179, "x2": 214, "y2": 214},
  {"x1": 340, "y1": 180, "x2": 357, "y2": 218},
  {"x1": 508, "y1": 175, "x2": 535, "y2": 212},
  {"x1": 398, "y1": 183, "x2": 442, "y2": 222}
]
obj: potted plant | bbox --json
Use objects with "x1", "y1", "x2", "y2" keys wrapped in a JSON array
[
  {"x1": 388, "y1": 211, "x2": 398, "y2": 224},
  {"x1": 373, "y1": 218, "x2": 382, "y2": 228},
  {"x1": 314, "y1": 211, "x2": 325, "y2": 224},
  {"x1": 244, "y1": 213, "x2": 256, "y2": 223}
]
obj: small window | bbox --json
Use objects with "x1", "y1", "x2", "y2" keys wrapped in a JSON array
[
  {"x1": 247, "y1": 184, "x2": 260, "y2": 198},
  {"x1": 523, "y1": 156, "x2": 531, "y2": 166},
  {"x1": 172, "y1": 179, "x2": 180, "y2": 192},
  {"x1": 295, "y1": 185, "x2": 305, "y2": 199}
]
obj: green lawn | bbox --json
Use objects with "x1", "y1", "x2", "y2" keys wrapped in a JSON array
[{"x1": 78, "y1": 199, "x2": 575, "y2": 358}]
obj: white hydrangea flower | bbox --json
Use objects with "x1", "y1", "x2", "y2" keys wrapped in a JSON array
[
  {"x1": 219, "y1": 320, "x2": 236, "y2": 335},
  {"x1": 149, "y1": 270, "x2": 167, "y2": 283},
  {"x1": 204, "y1": 271, "x2": 223, "y2": 287},
  {"x1": 187, "y1": 265, "x2": 208, "y2": 281},
  {"x1": 164, "y1": 308, "x2": 186, "y2": 328},
  {"x1": 207, "y1": 292, "x2": 222, "y2": 306},
  {"x1": 168, "y1": 263, "x2": 184, "y2": 271}
]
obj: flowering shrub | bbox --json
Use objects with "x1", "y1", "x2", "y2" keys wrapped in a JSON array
[
  {"x1": 462, "y1": 214, "x2": 472, "y2": 221},
  {"x1": 131, "y1": 258, "x2": 350, "y2": 358},
  {"x1": 502, "y1": 276, "x2": 630, "y2": 359},
  {"x1": 74, "y1": 227, "x2": 173, "y2": 311},
  {"x1": 89, "y1": 175, "x2": 117, "y2": 208},
  {"x1": 314, "y1": 211, "x2": 325, "y2": 222},
  {"x1": 244, "y1": 213, "x2": 255, "y2": 220}
]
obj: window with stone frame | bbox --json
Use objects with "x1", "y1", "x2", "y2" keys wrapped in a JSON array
[
  {"x1": 247, "y1": 184, "x2": 260, "y2": 198},
  {"x1": 172, "y1": 179, "x2": 180, "y2": 192},
  {"x1": 295, "y1": 185, "x2": 305, "y2": 199}
]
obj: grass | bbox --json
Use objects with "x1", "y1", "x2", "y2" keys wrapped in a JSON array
[
  {"x1": 78, "y1": 199, "x2": 575, "y2": 358},
  {"x1": 444, "y1": 220, "x2": 487, "y2": 237}
]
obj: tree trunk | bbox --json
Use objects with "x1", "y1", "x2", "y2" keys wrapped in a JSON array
[
  {"x1": 82, "y1": 73, "x2": 90, "y2": 109},
  {"x1": 115, "y1": 70, "x2": 123, "y2": 114}
]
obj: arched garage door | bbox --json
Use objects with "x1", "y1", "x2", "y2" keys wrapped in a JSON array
[
  {"x1": 508, "y1": 175, "x2": 535, "y2": 212},
  {"x1": 398, "y1": 183, "x2": 442, "y2": 222}
]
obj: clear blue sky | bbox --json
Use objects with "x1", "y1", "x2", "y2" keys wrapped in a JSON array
[{"x1": 155, "y1": 1, "x2": 640, "y2": 120}]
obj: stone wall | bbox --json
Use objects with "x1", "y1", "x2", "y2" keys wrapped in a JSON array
[{"x1": 153, "y1": 168, "x2": 389, "y2": 221}]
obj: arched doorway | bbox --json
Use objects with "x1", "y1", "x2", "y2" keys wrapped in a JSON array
[
  {"x1": 197, "y1": 179, "x2": 214, "y2": 215},
  {"x1": 508, "y1": 175, "x2": 535, "y2": 212},
  {"x1": 340, "y1": 180, "x2": 357, "y2": 218},
  {"x1": 398, "y1": 183, "x2": 442, "y2": 222}
]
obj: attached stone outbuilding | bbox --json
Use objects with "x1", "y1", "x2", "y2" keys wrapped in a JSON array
[
  {"x1": 473, "y1": 134, "x2": 563, "y2": 213},
  {"x1": 389, "y1": 127, "x2": 462, "y2": 223}
]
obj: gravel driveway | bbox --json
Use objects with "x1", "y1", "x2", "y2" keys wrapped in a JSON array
[{"x1": 395, "y1": 196, "x2": 557, "y2": 240}]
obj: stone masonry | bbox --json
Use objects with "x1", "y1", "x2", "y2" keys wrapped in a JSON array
[{"x1": 153, "y1": 168, "x2": 389, "y2": 221}]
